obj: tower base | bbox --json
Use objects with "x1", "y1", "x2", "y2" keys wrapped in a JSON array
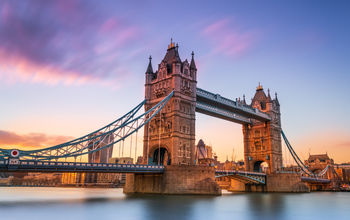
[{"x1": 123, "y1": 165, "x2": 221, "y2": 195}]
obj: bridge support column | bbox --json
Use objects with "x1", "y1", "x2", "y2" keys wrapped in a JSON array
[
  {"x1": 124, "y1": 165, "x2": 221, "y2": 195},
  {"x1": 243, "y1": 85, "x2": 283, "y2": 173}
]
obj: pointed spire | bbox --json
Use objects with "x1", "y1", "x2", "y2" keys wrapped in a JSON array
[
  {"x1": 267, "y1": 88, "x2": 272, "y2": 102},
  {"x1": 243, "y1": 94, "x2": 247, "y2": 105},
  {"x1": 190, "y1": 51, "x2": 197, "y2": 70},
  {"x1": 256, "y1": 82, "x2": 263, "y2": 91},
  {"x1": 168, "y1": 38, "x2": 175, "y2": 49},
  {"x1": 274, "y1": 92, "x2": 280, "y2": 106},
  {"x1": 146, "y1": 55, "x2": 153, "y2": 74}
]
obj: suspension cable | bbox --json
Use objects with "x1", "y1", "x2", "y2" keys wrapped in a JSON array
[
  {"x1": 135, "y1": 121, "x2": 138, "y2": 164},
  {"x1": 158, "y1": 110, "x2": 161, "y2": 166},
  {"x1": 147, "y1": 116, "x2": 150, "y2": 165},
  {"x1": 130, "y1": 133, "x2": 132, "y2": 159}
]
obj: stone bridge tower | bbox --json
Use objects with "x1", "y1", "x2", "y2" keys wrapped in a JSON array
[
  {"x1": 243, "y1": 84, "x2": 283, "y2": 173},
  {"x1": 143, "y1": 40, "x2": 197, "y2": 165}
]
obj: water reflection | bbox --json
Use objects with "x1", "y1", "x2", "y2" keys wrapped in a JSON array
[
  {"x1": 126, "y1": 194, "x2": 216, "y2": 220},
  {"x1": 246, "y1": 193, "x2": 285, "y2": 220},
  {"x1": 0, "y1": 188, "x2": 349, "y2": 220}
]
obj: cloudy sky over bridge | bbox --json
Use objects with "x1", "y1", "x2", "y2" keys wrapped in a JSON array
[{"x1": 0, "y1": 0, "x2": 349, "y2": 162}]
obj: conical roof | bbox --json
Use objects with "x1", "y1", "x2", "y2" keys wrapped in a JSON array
[
  {"x1": 252, "y1": 83, "x2": 267, "y2": 104},
  {"x1": 190, "y1": 51, "x2": 196, "y2": 70},
  {"x1": 146, "y1": 56, "x2": 153, "y2": 74},
  {"x1": 162, "y1": 40, "x2": 181, "y2": 64}
]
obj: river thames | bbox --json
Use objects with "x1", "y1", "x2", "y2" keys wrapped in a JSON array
[{"x1": 0, "y1": 187, "x2": 349, "y2": 220}]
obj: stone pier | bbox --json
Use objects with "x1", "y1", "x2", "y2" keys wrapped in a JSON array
[
  {"x1": 124, "y1": 165, "x2": 221, "y2": 195},
  {"x1": 226, "y1": 173, "x2": 310, "y2": 193}
]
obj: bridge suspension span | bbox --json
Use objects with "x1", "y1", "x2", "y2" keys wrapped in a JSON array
[
  {"x1": 0, "y1": 91, "x2": 174, "y2": 162},
  {"x1": 281, "y1": 130, "x2": 331, "y2": 178}
]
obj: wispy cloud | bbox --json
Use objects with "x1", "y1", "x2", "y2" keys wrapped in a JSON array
[
  {"x1": 0, "y1": 130, "x2": 73, "y2": 148},
  {"x1": 0, "y1": 0, "x2": 143, "y2": 87},
  {"x1": 201, "y1": 18, "x2": 258, "y2": 59}
]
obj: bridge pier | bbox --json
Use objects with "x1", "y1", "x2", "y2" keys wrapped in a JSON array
[
  {"x1": 124, "y1": 165, "x2": 221, "y2": 195},
  {"x1": 266, "y1": 173, "x2": 310, "y2": 192},
  {"x1": 225, "y1": 173, "x2": 310, "y2": 193}
]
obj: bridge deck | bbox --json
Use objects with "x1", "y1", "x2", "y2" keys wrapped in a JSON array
[
  {"x1": 215, "y1": 170, "x2": 266, "y2": 184},
  {"x1": 196, "y1": 88, "x2": 271, "y2": 124},
  {"x1": 0, "y1": 160, "x2": 164, "y2": 173}
]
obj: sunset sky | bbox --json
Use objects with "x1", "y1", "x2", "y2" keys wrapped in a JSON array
[{"x1": 0, "y1": 0, "x2": 349, "y2": 163}]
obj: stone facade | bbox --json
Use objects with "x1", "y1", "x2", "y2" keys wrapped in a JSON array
[
  {"x1": 266, "y1": 173, "x2": 310, "y2": 192},
  {"x1": 243, "y1": 84, "x2": 283, "y2": 173},
  {"x1": 143, "y1": 40, "x2": 197, "y2": 165},
  {"x1": 124, "y1": 165, "x2": 221, "y2": 195}
]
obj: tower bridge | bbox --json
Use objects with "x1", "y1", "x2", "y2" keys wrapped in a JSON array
[{"x1": 0, "y1": 40, "x2": 334, "y2": 194}]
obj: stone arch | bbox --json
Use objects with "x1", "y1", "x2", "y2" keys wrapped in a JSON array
[
  {"x1": 149, "y1": 145, "x2": 171, "y2": 165},
  {"x1": 253, "y1": 161, "x2": 269, "y2": 173}
]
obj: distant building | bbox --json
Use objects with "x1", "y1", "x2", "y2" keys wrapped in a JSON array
[
  {"x1": 196, "y1": 139, "x2": 214, "y2": 165},
  {"x1": 108, "y1": 157, "x2": 133, "y2": 164},
  {"x1": 304, "y1": 154, "x2": 334, "y2": 174},
  {"x1": 88, "y1": 132, "x2": 114, "y2": 163}
]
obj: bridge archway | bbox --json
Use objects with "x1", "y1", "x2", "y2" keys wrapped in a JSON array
[
  {"x1": 150, "y1": 147, "x2": 171, "y2": 165},
  {"x1": 253, "y1": 161, "x2": 269, "y2": 173}
]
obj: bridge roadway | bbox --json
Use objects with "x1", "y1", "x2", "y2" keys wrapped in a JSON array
[
  {"x1": 0, "y1": 159, "x2": 164, "y2": 173},
  {"x1": 196, "y1": 88, "x2": 271, "y2": 124},
  {"x1": 0, "y1": 159, "x2": 330, "y2": 185},
  {"x1": 0, "y1": 159, "x2": 267, "y2": 183}
]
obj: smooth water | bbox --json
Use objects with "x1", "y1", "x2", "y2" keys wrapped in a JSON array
[{"x1": 0, "y1": 187, "x2": 349, "y2": 220}]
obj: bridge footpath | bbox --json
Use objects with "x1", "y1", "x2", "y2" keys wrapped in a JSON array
[{"x1": 0, "y1": 159, "x2": 164, "y2": 173}]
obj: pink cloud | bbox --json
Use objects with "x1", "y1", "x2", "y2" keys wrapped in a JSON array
[
  {"x1": 201, "y1": 18, "x2": 258, "y2": 59},
  {"x1": 0, "y1": 1, "x2": 143, "y2": 88},
  {"x1": 0, "y1": 50, "x2": 109, "y2": 87},
  {"x1": 0, "y1": 130, "x2": 73, "y2": 149}
]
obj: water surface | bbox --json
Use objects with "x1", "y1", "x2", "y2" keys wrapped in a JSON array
[{"x1": 0, "y1": 187, "x2": 349, "y2": 220}]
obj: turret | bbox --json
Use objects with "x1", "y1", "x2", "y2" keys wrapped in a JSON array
[
  {"x1": 146, "y1": 55, "x2": 153, "y2": 75},
  {"x1": 190, "y1": 51, "x2": 197, "y2": 80},
  {"x1": 145, "y1": 56, "x2": 154, "y2": 84}
]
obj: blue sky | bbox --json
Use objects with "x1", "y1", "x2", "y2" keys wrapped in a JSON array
[{"x1": 0, "y1": 0, "x2": 349, "y2": 163}]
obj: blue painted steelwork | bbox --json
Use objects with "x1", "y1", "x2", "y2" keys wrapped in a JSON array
[
  {"x1": 0, "y1": 91, "x2": 174, "y2": 161},
  {"x1": 0, "y1": 159, "x2": 164, "y2": 173},
  {"x1": 215, "y1": 170, "x2": 266, "y2": 184},
  {"x1": 281, "y1": 130, "x2": 330, "y2": 178}
]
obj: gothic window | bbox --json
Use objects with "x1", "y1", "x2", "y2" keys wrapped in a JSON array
[
  {"x1": 184, "y1": 68, "x2": 188, "y2": 75},
  {"x1": 255, "y1": 141, "x2": 261, "y2": 151},
  {"x1": 167, "y1": 64, "x2": 172, "y2": 74}
]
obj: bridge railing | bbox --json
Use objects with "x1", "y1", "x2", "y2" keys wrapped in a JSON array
[{"x1": 0, "y1": 159, "x2": 165, "y2": 173}]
